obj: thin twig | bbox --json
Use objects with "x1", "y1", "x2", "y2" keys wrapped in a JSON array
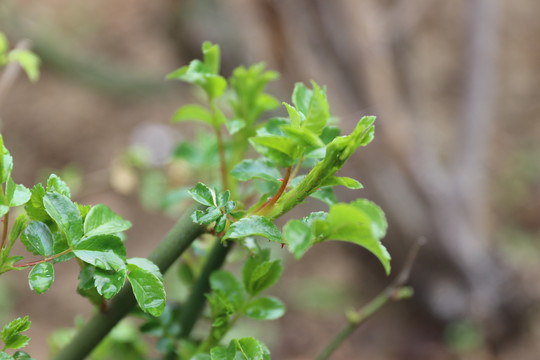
[{"x1": 316, "y1": 238, "x2": 425, "y2": 360}]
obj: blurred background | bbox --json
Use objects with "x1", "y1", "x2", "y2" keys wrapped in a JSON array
[{"x1": 1, "y1": 0, "x2": 539, "y2": 358}]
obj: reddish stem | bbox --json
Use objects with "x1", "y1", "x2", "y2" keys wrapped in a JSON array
[
  {"x1": 254, "y1": 166, "x2": 292, "y2": 215},
  {"x1": 14, "y1": 248, "x2": 72, "y2": 268}
]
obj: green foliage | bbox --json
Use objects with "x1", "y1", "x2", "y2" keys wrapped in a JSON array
[
  {"x1": 0, "y1": 33, "x2": 40, "y2": 82},
  {"x1": 1, "y1": 317, "x2": 31, "y2": 353},
  {"x1": 0, "y1": 40, "x2": 393, "y2": 360}
]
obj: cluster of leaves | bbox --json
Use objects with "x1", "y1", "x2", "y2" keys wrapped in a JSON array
[
  {"x1": 0, "y1": 135, "x2": 166, "y2": 319},
  {"x1": 0, "y1": 317, "x2": 32, "y2": 359},
  {"x1": 0, "y1": 32, "x2": 40, "y2": 82},
  {"x1": 158, "y1": 41, "x2": 391, "y2": 359}
]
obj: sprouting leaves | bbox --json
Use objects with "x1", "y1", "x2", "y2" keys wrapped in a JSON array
[
  {"x1": 1, "y1": 317, "x2": 31, "y2": 351},
  {"x1": 167, "y1": 41, "x2": 226, "y2": 100},
  {"x1": 189, "y1": 183, "x2": 236, "y2": 233}
]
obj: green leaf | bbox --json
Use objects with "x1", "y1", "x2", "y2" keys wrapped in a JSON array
[
  {"x1": 52, "y1": 231, "x2": 75, "y2": 264},
  {"x1": 320, "y1": 176, "x2": 363, "y2": 189},
  {"x1": 73, "y1": 235, "x2": 126, "y2": 271},
  {"x1": 20, "y1": 221, "x2": 54, "y2": 256},
  {"x1": 24, "y1": 184, "x2": 49, "y2": 222},
  {"x1": 283, "y1": 102, "x2": 304, "y2": 127},
  {"x1": 1, "y1": 317, "x2": 31, "y2": 350},
  {"x1": 0, "y1": 135, "x2": 13, "y2": 184},
  {"x1": 283, "y1": 220, "x2": 311, "y2": 260},
  {"x1": 190, "y1": 355, "x2": 211, "y2": 360},
  {"x1": 250, "y1": 135, "x2": 298, "y2": 158},
  {"x1": 242, "y1": 250, "x2": 283, "y2": 296},
  {"x1": 192, "y1": 207, "x2": 222, "y2": 225},
  {"x1": 94, "y1": 268, "x2": 127, "y2": 299},
  {"x1": 8, "y1": 49, "x2": 40, "y2": 82},
  {"x1": 0, "y1": 33, "x2": 8, "y2": 56},
  {"x1": 12, "y1": 351, "x2": 33, "y2": 360},
  {"x1": 202, "y1": 41, "x2": 221, "y2": 75},
  {"x1": 83, "y1": 204, "x2": 132, "y2": 237},
  {"x1": 245, "y1": 296, "x2": 285, "y2": 320},
  {"x1": 28, "y1": 262, "x2": 54, "y2": 294},
  {"x1": 223, "y1": 216, "x2": 282, "y2": 243},
  {"x1": 214, "y1": 215, "x2": 227, "y2": 233},
  {"x1": 5, "y1": 178, "x2": 30, "y2": 207},
  {"x1": 231, "y1": 159, "x2": 282, "y2": 182},
  {"x1": 127, "y1": 258, "x2": 166, "y2": 317},
  {"x1": 43, "y1": 192, "x2": 83, "y2": 246},
  {"x1": 8, "y1": 214, "x2": 28, "y2": 244},
  {"x1": 324, "y1": 200, "x2": 390, "y2": 274},
  {"x1": 46, "y1": 174, "x2": 71, "y2": 198},
  {"x1": 172, "y1": 104, "x2": 213, "y2": 124},
  {"x1": 0, "y1": 206, "x2": 8, "y2": 218},
  {"x1": 225, "y1": 118, "x2": 246, "y2": 135},
  {"x1": 188, "y1": 183, "x2": 216, "y2": 207},
  {"x1": 127, "y1": 258, "x2": 163, "y2": 281},
  {"x1": 166, "y1": 58, "x2": 226, "y2": 99},
  {"x1": 0, "y1": 353, "x2": 14, "y2": 360},
  {"x1": 234, "y1": 338, "x2": 264, "y2": 360},
  {"x1": 310, "y1": 187, "x2": 337, "y2": 207},
  {"x1": 210, "y1": 270, "x2": 244, "y2": 310},
  {"x1": 280, "y1": 125, "x2": 324, "y2": 148},
  {"x1": 210, "y1": 343, "x2": 235, "y2": 360}
]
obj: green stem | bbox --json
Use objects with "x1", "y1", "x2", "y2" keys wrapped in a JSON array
[
  {"x1": 52, "y1": 205, "x2": 206, "y2": 360},
  {"x1": 178, "y1": 238, "x2": 232, "y2": 339},
  {"x1": 14, "y1": 248, "x2": 72, "y2": 268},
  {"x1": 0, "y1": 211, "x2": 8, "y2": 250},
  {"x1": 315, "y1": 239, "x2": 424, "y2": 360}
]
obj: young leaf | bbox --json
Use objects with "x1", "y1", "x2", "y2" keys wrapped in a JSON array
[
  {"x1": 73, "y1": 235, "x2": 126, "y2": 271},
  {"x1": 245, "y1": 296, "x2": 285, "y2": 320},
  {"x1": 43, "y1": 192, "x2": 83, "y2": 246},
  {"x1": 5, "y1": 178, "x2": 30, "y2": 207},
  {"x1": 12, "y1": 351, "x2": 33, "y2": 360},
  {"x1": 210, "y1": 270, "x2": 244, "y2": 310},
  {"x1": 8, "y1": 214, "x2": 28, "y2": 245},
  {"x1": 172, "y1": 105, "x2": 213, "y2": 124},
  {"x1": 1, "y1": 317, "x2": 31, "y2": 350},
  {"x1": 83, "y1": 204, "x2": 132, "y2": 237},
  {"x1": 231, "y1": 159, "x2": 282, "y2": 182},
  {"x1": 320, "y1": 176, "x2": 363, "y2": 189},
  {"x1": 46, "y1": 174, "x2": 71, "y2": 198},
  {"x1": 233, "y1": 338, "x2": 264, "y2": 360},
  {"x1": 188, "y1": 183, "x2": 216, "y2": 207},
  {"x1": 223, "y1": 216, "x2": 282, "y2": 243},
  {"x1": 192, "y1": 207, "x2": 222, "y2": 225},
  {"x1": 224, "y1": 118, "x2": 246, "y2": 135},
  {"x1": 202, "y1": 41, "x2": 221, "y2": 75},
  {"x1": 0, "y1": 135, "x2": 13, "y2": 184},
  {"x1": 93, "y1": 268, "x2": 127, "y2": 299},
  {"x1": 214, "y1": 215, "x2": 227, "y2": 233},
  {"x1": 8, "y1": 49, "x2": 40, "y2": 82},
  {"x1": 127, "y1": 258, "x2": 166, "y2": 317},
  {"x1": 283, "y1": 219, "x2": 312, "y2": 260},
  {"x1": 28, "y1": 262, "x2": 54, "y2": 294},
  {"x1": 310, "y1": 187, "x2": 337, "y2": 207},
  {"x1": 0, "y1": 353, "x2": 14, "y2": 360},
  {"x1": 20, "y1": 221, "x2": 54, "y2": 256},
  {"x1": 242, "y1": 250, "x2": 283, "y2": 296},
  {"x1": 324, "y1": 200, "x2": 390, "y2": 274}
]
